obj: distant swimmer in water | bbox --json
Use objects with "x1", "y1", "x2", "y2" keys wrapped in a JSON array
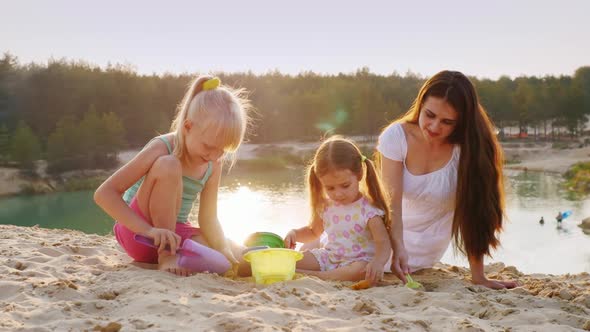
[{"x1": 556, "y1": 211, "x2": 563, "y2": 223}]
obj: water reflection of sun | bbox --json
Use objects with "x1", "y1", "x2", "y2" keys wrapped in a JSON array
[
  {"x1": 217, "y1": 186, "x2": 267, "y2": 244},
  {"x1": 214, "y1": 185, "x2": 309, "y2": 246}
]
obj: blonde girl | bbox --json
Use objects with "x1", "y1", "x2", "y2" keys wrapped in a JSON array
[{"x1": 95, "y1": 76, "x2": 250, "y2": 276}]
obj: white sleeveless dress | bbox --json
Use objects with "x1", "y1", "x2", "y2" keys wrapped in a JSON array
[{"x1": 377, "y1": 123, "x2": 460, "y2": 271}]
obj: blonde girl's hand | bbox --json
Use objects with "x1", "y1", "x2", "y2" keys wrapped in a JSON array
[
  {"x1": 283, "y1": 230, "x2": 297, "y2": 249},
  {"x1": 364, "y1": 260, "x2": 385, "y2": 285},
  {"x1": 146, "y1": 227, "x2": 181, "y2": 255},
  {"x1": 217, "y1": 245, "x2": 240, "y2": 277},
  {"x1": 218, "y1": 245, "x2": 239, "y2": 265}
]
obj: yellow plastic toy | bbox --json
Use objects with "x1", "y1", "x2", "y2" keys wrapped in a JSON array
[
  {"x1": 243, "y1": 248, "x2": 303, "y2": 285},
  {"x1": 203, "y1": 77, "x2": 221, "y2": 90}
]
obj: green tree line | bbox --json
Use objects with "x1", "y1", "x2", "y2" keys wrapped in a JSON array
[{"x1": 0, "y1": 52, "x2": 589, "y2": 173}]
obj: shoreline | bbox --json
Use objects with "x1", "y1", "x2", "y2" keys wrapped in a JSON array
[
  {"x1": 1, "y1": 224, "x2": 589, "y2": 331},
  {"x1": 503, "y1": 144, "x2": 590, "y2": 174},
  {"x1": 1, "y1": 142, "x2": 590, "y2": 197}
]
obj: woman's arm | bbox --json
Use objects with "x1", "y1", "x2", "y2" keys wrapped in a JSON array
[
  {"x1": 365, "y1": 216, "x2": 392, "y2": 284},
  {"x1": 380, "y1": 155, "x2": 410, "y2": 282},
  {"x1": 468, "y1": 255, "x2": 518, "y2": 289}
]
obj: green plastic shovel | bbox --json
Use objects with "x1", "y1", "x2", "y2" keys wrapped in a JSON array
[{"x1": 405, "y1": 274, "x2": 423, "y2": 289}]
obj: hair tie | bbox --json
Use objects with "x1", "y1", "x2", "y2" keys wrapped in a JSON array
[
  {"x1": 361, "y1": 155, "x2": 367, "y2": 162},
  {"x1": 203, "y1": 77, "x2": 221, "y2": 91}
]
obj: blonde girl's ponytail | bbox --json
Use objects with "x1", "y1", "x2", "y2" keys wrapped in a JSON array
[{"x1": 170, "y1": 75, "x2": 213, "y2": 160}]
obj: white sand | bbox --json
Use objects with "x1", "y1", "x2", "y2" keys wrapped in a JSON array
[
  {"x1": 0, "y1": 167, "x2": 28, "y2": 197},
  {"x1": 1, "y1": 225, "x2": 590, "y2": 331}
]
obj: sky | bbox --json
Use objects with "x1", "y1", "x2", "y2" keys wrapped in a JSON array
[{"x1": 1, "y1": 0, "x2": 589, "y2": 79}]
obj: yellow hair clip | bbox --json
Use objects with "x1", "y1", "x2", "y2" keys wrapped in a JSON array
[{"x1": 203, "y1": 77, "x2": 221, "y2": 91}]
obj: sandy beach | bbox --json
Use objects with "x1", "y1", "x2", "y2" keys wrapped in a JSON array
[
  {"x1": 1, "y1": 224, "x2": 590, "y2": 331},
  {"x1": 0, "y1": 167, "x2": 28, "y2": 197},
  {"x1": 2, "y1": 141, "x2": 590, "y2": 331},
  {"x1": 503, "y1": 144, "x2": 590, "y2": 174}
]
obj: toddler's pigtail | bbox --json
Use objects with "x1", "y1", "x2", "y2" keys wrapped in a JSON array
[
  {"x1": 364, "y1": 157, "x2": 391, "y2": 229},
  {"x1": 307, "y1": 164, "x2": 324, "y2": 224}
]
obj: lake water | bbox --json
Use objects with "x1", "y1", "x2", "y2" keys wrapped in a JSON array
[{"x1": 1, "y1": 168, "x2": 589, "y2": 275}]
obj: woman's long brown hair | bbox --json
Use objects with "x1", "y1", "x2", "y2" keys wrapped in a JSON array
[{"x1": 395, "y1": 70, "x2": 505, "y2": 258}]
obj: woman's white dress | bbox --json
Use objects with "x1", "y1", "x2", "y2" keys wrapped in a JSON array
[{"x1": 377, "y1": 123, "x2": 460, "y2": 271}]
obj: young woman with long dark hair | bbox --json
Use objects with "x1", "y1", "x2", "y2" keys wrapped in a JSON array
[{"x1": 377, "y1": 70, "x2": 517, "y2": 289}]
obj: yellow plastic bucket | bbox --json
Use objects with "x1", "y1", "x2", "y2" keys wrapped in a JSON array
[{"x1": 243, "y1": 248, "x2": 303, "y2": 285}]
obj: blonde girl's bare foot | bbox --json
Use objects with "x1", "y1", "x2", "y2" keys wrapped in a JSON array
[{"x1": 158, "y1": 254, "x2": 194, "y2": 277}]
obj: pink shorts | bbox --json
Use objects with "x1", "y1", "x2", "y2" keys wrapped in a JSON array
[{"x1": 113, "y1": 197, "x2": 201, "y2": 263}]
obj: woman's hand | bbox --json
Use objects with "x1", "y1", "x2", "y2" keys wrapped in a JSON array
[
  {"x1": 283, "y1": 230, "x2": 297, "y2": 249},
  {"x1": 364, "y1": 260, "x2": 385, "y2": 285},
  {"x1": 145, "y1": 227, "x2": 181, "y2": 255},
  {"x1": 472, "y1": 276, "x2": 518, "y2": 289},
  {"x1": 390, "y1": 246, "x2": 410, "y2": 283}
]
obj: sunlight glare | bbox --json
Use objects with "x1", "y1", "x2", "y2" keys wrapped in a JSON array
[{"x1": 218, "y1": 186, "x2": 267, "y2": 244}]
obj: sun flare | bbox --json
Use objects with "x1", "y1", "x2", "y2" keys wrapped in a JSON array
[{"x1": 218, "y1": 186, "x2": 267, "y2": 244}]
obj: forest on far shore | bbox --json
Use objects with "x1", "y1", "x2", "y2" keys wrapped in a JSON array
[{"x1": 0, "y1": 53, "x2": 589, "y2": 174}]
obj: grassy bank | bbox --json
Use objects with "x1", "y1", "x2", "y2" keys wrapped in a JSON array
[{"x1": 564, "y1": 162, "x2": 590, "y2": 194}]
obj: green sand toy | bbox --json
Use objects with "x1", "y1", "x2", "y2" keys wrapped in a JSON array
[
  {"x1": 405, "y1": 274, "x2": 423, "y2": 289},
  {"x1": 244, "y1": 232, "x2": 285, "y2": 249}
]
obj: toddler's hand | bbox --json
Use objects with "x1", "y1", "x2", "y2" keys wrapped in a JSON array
[
  {"x1": 283, "y1": 230, "x2": 297, "y2": 249},
  {"x1": 364, "y1": 260, "x2": 385, "y2": 285},
  {"x1": 146, "y1": 227, "x2": 181, "y2": 255}
]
